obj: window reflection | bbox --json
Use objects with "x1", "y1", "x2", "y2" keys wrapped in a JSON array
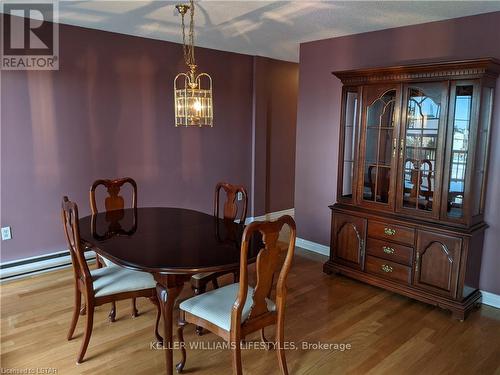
[
  {"x1": 447, "y1": 86, "x2": 473, "y2": 218},
  {"x1": 402, "y1": 86, "x2": 441, "y2": 212}
]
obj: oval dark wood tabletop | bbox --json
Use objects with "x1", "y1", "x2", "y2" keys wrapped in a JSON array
[{"x1": 79, "y1": 207, "x2": 260, "y2": 274}]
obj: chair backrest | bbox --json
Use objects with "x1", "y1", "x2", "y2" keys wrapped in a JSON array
[
  {"x1": 90, "y1": 177, "x2": 137, "y2": 215},
  {"x1": 231, "y1": 215, "x2": 296, "y2": 329},
  {"x1": 214, "y1": 182, "x2": 248, "y2": 223},
  {"x1": 61, "y1": 197, "x2": 92, "y2": 289}
]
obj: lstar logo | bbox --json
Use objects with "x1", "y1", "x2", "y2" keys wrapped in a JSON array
[{"x1": 1, "y1": 1, "x2": 59, "y2": 70}]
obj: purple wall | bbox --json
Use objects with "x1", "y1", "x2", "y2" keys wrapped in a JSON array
[
  {"x1": 0, "y1": 20, "x2": 296, "y2": 262},
  {"x1": 295, "y1": 11, "x2": 500, "y2": 294},
  {"x1": 252, "y1": 57, "x2": 298, "y2": 215}
]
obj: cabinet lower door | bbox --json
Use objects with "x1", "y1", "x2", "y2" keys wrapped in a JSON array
[
  {"x1": 414, "y1": 231, "x2": 462, "y2": 298},
  {"x1": 332, "y1": 213, "x2": 366, "y2": 270}
]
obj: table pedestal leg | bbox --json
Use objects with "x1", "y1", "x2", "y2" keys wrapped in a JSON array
[{"x1": 154, "y1": 274, "x2": 187, "y2": 375}]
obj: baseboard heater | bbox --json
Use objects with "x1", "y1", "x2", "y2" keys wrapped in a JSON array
[{"x1": 0, "y1": 250, "x2": 95, "y2": 282}]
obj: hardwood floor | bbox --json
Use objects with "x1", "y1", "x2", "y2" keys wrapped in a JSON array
[{"x1": 1, "y1": 248, "x2": 500, "y2": 374}]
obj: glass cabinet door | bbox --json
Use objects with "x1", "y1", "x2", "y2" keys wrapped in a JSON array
[
  {"x1": 338, "y1": 88, "x2": 359, "y2": 202},
  {"x1": 359, "y1": 86, "x2": 400, "y2": 209},
  {"x1": 397, "y1": 82, "x2": 447, "y2": 216},
  {"x1": 472, "y1": 86, "x2": 493, "y2": 217},
  {"x1": 441, "y1": 81, "x2": 479, "y2": 222}
]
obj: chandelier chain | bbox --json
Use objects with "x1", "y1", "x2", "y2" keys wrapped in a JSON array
[{"x1": 180, "y1": 0, "x2": 196, "y2": 68}]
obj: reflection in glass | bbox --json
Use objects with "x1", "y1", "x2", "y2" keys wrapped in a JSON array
[
  {"x1": 341, "y1": 91, "x2": 358, "y2": 198},
  {"x1": 447, "y1": 86, "x2": 473, "y2": 218},
  {"x1": 402, "y1": 85, "x2": 441, "y2": 211},
  {"x1": 363, "y1": 90, "x2": 396, "y2": 203},
  {"x1": 376, "y1": 167, "x2": 391, "y2": 203}
]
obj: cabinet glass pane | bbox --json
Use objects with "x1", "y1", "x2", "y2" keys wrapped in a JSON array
[
  {"x1": 341, "y1": 91, "x2": 358, "y2": 198},
  {"x1": 363, "y1": 90, "x2": 396, "y2": 203},
  {"x1": 402, "y1": 85, "x2": 442, "y2": 212},
  {"x1": 447, "y1": 86, "x2": 473, "y2": 218},
  {"x1": 473, "y1": 88, "x2": 492, "y2": 215}
]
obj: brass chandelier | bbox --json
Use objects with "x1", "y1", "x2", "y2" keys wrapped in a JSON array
[{"x1": 174, "y1": 0, "x2": 213, "y2": 127}]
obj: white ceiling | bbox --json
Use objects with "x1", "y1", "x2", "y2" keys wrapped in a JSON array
[{"x1": 21, "y1": 1, "x2": 500, "y2": 62}]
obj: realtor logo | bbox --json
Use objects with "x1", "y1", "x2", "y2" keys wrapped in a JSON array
[{"x1": 1, "y1": 1, "x2": 59, "y2": 70}]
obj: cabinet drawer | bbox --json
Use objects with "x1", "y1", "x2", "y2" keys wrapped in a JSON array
[
  {"x1": 365, "y1": 256, "x2": 412, "y2": 285},
  {"x1": 366, "y1": 238, "x2": 413, "y2": 266},
  {"x1": 368, "y1": 220, "x2": 415, "y2": 245}
]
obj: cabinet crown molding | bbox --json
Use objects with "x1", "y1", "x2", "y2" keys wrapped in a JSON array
[{"x1": 332, "y1": 58, "x2": 500, "y2": 84}]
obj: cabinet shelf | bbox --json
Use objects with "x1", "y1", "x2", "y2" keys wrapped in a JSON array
[{"x1": 366, "y1": 126, "x2": 395, "y2": 130}]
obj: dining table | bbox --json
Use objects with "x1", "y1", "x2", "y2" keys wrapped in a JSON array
[{"x1": 79, "y1": 207, "x2": 262, "y2": 375}]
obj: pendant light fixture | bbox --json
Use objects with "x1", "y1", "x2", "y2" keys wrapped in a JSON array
[{"x1": 174, "y1": 0, "x2": 213, "y2": 127}]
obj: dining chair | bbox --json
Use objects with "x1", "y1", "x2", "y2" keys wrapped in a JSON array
[
  {"x1": 89, "y1": 177, "x2": 139, "y2": 321},
  {"x1": 178, "y1": 215, "x2": 296, "y2": 375},
  {"x1": 62, "y1": 196, "x2": 161, "y2": 364},
  {"x1": 190, "y1": 182, "x2": 248, "y2": 335}
]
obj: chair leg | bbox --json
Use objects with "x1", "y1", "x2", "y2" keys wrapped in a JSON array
[
  {"x1": 97, "y1": 257, "x2": 118, "y2": 321},
  {"x1": 76, "y1": 301, "x2": 94, "y2": 364},
  {"x1": 108, "y1": 301, "x2": 116, "y2": 322},
  {"x1": 176, "y1": 313, "x2": 187, "y2": 373},
  {"x1": 67, "y1": 286, "x2": 81, "y2": 340},
  {"x1": 260, "y1": 327, "x2": 270, "y2": 351},
  {"x1": 276, "y1": 314, "x2": 289, "y2": 375},
  {"x1": 192, "y1": 285, "x2": 206, "y2": 336},
  {"x1": 131, "y1": 298, "x2": 139, "y2": 317},
  {"x1": 80, "y1": 304, "x2": 86, "y2": 316},
  {"x1": 230, "y1": 337, "x2": 243, "y2": 375},
  {"x1": 233, "y1": 271, "x2": 239, "y2": 283},
  {"x1": 149, "y1": 296, "x2": 163, "y2": 344},
  {"x1": 212, "y1": 277, "x2": 219, "y2": 289}
]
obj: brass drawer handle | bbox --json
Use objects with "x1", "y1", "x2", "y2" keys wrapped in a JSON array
[
  {"x1": 381, "y1": 264, "x2": 393, "y2": 273},
  {"x1": 384, "y1": 227, "x2": 396, "y2": 236},
  {"x1": 383, "y1": 246, "x2": 395, "y2": 254}
]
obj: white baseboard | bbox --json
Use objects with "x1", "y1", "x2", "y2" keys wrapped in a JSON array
[
  {"x1": 0, "y1": 249, "x2": 95, "y2": 282},
  {"x1": 481, "y1": 291, "x2": 500, "y2": 309},
  {"x1": 296, "y1": 237, "x2": 330, "y2": 256},
  {"x1": 245, "y1": 208, "x2": 295, "y2": 224}
]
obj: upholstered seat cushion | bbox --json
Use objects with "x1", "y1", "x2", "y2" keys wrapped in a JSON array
[
  {"x1": 179, "y1": 283, "x2": 276, "y2": 331},
  {"x1": 90, "y1": 266, "x2": 156, "y2": 297},
  {"x1": 191, "y1": 272, "x2": 216, "y2": 280}
]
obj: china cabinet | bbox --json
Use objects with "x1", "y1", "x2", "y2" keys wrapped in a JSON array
[{"x1": 323, "y1": 58, "x2": 500, "y2": 320}]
